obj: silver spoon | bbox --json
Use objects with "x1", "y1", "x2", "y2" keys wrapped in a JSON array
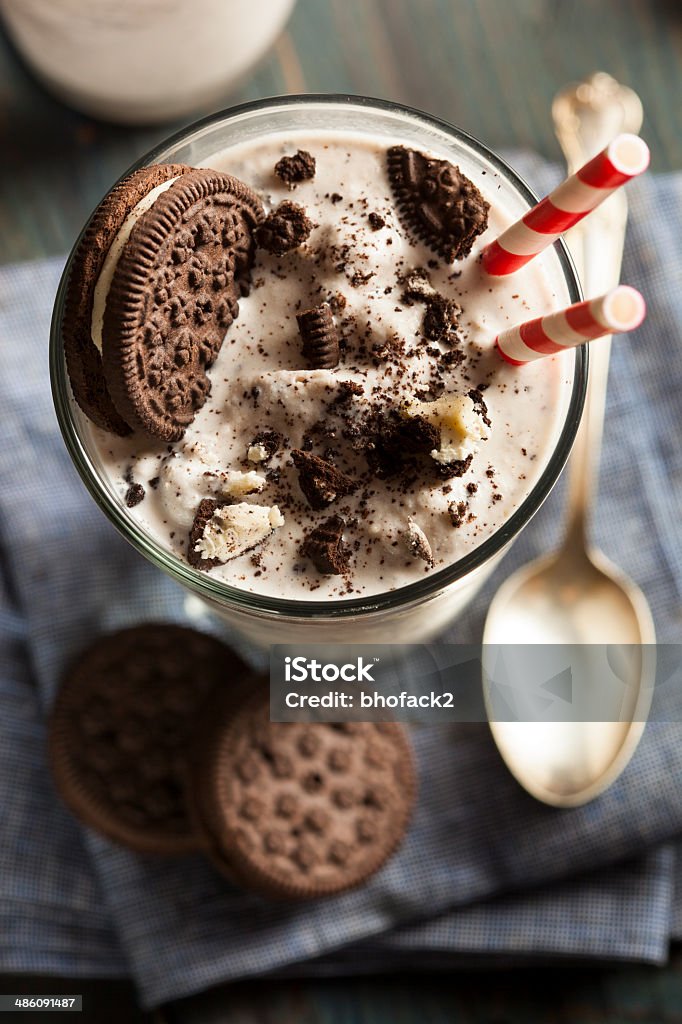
[{"x1": 482, "y1": 73, "x2": 656, "y2": 807}]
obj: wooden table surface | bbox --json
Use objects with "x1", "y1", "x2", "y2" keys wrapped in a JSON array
[
  {"x1": 1, "y1": 1, "x2": 681, "y2": 1021},
  {"x1": 1, "y1": 0, "x2": 681, "y2": 264}
]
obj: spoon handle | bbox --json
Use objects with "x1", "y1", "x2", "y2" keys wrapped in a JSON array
[{"x1": 552, "y1": 73, "x2": 643, "y2": 548}]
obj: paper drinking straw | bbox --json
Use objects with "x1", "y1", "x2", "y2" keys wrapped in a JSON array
[
  {"x1": 483, "y1": 135, "x2": 650, "y2": 276},
  {"x1": 495, "y1": 285, "x2": 646, "y2": 365}
]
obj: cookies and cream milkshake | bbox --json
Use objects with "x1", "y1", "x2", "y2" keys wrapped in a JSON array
[
  {"x1": 65, "y1": 132, "x2": 572, "y2": 600},
  {"x1": 57, "y1": 99, "x2": 583, "y2": 643}
]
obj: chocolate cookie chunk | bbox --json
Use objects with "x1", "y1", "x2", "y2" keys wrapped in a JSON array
[
  {"x1": 125, "y1": 482, "x2": 145, "y2": 507},
  {"x1": 49, "y1": 624, "x2": 245, "y2": 855},
  {"x1": 62, "y1": 163, "x2": 191, "y2": 435},
  {"x1": 188, "y1": 498, "x2": 225, "y2": 570},
  {"x1": 301, "y1": 515, "x2": 350, "y2": 575},
  {"x1": 399, "y1": 269, "x2": 461, "y2": 342},
  {"x1": 274, "y1": 150, "x2": 316, "y2": 185},
  {"x1": 256, "y1": 201, "x2": 313, "y2": 255},
  {"x1": 468, "y1": 387, "x2": 492, "y2": 428},
  {"x1": 296, "y1": 303, "x2": 340, "y2": 369},
  {"x1": 387, "y1": 146, "x2": 489, "y2": 262},
  {"x1": 102, "y1": 169, "x2": 264, "y2": 441},
  {"x1": 423, "y1": 294, "x2": 461, "y2": 341},
  {"x1": 438, "y1": 452, "x2": 473, "y2": 480},
  {"x1": 291, "y1": 450, "x2": 356, "y2": 509},
  {"x1": 448, "y1": 499, "x2": 470, "y2": 527},
  {"x1": 364, "y1": 410, "x2": 440, "y2": 478},
  {"x1": 400, "y1": 267, "x2": 436, "y2": 302},
  {"x1": 192, "y1": 685, "x2": 416, "y2": 899},
  {"x1": 247, "y1": 429, "x2": 283, "y2": 464},
  {"x1": 188, "y1": 498, "x2": 284, "y2": 570}
]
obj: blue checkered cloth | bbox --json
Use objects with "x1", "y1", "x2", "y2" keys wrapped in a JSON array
[{"x1": 0, "y1": 157, "x2": 680, "y2": 1009}]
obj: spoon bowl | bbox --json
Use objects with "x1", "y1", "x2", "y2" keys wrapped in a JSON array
[{"x1": 483, "y1": 544, "x2": 656, "y2": 806}]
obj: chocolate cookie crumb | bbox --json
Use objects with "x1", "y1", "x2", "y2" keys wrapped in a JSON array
[
  {"x1": 125, "y1": 483, "x2": 145, "y2": 507},
  {"x1": 291, "y1": 450, "x2": 356, "y2": 509},
  {"x1": 275, "y1": 150, "x2": 316, "y2": 185},
  {"x1": 256, "y1": 201, "x2": 313, "y2": 255},
  {"x1": 247, "y1": 430, "x2": 283, "y2": 464},
  {"x1": 423, "y1": 295, "x2": 461, "y2": 341},
  {"x1": 441, "y1": 348, "x2": 465, "y2": 367},
  {"x1": 350, "y1": 270, "x2": 375, "y2": 287},
  {"x1": 401, "y1": 414, "x2": 441, "y2": 453},
  {"x1": 368, "y1": 212, "x2": 385, "y2": 230},
  {"x1": 398, "y1": 270, "x2": 461, "y2": 341},
  {"x1": 371, "y1": 334, "x2": 405, "y2": 363},
  {"x1": 400, "y1": 268, "x2": 435, "y2": 302},
  {"x1": 297, "y1": 303, "x2": 340, "y2": 369},
  {"x1": 330, "y1": 192, "x2": 343, "y2": 204},
  {"x1": 328, "y1": 292, "x2": 348, "y2": 314},
  {"x1": 335, "y1": 380, "x2": 364, "y2": 403},
  {"x1": 301, "y1": 515, "x2": 350, "y2": 574},
  {"x1": 468, "y1": 388, "x2": 492, "y2": 428},
  {"x1": 437, "y1": 452, "x2": 473, "y2": 480},
  {"x1": 448, "y1": 500, "x2": 468, "y2": 527}
]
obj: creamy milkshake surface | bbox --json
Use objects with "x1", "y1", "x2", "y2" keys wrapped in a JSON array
[{"x1": 84, "y1": 130, "x2": 573, "y2": 599}]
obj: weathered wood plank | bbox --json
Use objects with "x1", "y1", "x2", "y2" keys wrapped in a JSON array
[{"x1": 0, "y1": 0, "x2": 679, "y2": 262}]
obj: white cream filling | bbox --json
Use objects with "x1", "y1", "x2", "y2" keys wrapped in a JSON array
[
  {"x1": 247, "y1": 443, "x2": 269, "y2": 463},
  {"x1": 405, "y1": 393, "x2": 489, "y2": 465},
  {"x1": 90, "y1": 174, "x2": 181, "y2": 353},
  {"x1": 221, "y1": 470, "x2": 267, "y2": 497},
  {"x1": 158, "y1": 448, "x2": 266, "y2": 529},
  {"x1": 195, "y1": 503, "x2": 284, "y2": 563}
]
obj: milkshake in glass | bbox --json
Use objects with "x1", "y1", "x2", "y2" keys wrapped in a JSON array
[{"x1": 51, "y1": 97, "x2": 586, "y2": 645}]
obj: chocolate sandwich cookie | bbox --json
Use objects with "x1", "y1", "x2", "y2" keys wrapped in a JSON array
[
  {"x1": 185, "y1": 685, "x2": 256, "y2": 879},
  {"x1": 387, "y1": 145, "x2": 489, "y2": 263},
  {"x1": 63, "y1": 163, "x2": 191, "y2": 435},
  {"x1": 49, "y1": 624, "x2": 246, "y2": 855},
  {"x1": 192, "y1": 685, "x2": 416, "y2": 899},
  {"x1": 63, "y1": 164, "x2": 264, "y2": 441},
  {"x1": 296, "y1": 302, "x2": 340, "y2": 369}
]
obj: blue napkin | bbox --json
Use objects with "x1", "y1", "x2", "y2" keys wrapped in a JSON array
[{"x1": 0, "y1": 157, "x2": 680, "y2": 1009}]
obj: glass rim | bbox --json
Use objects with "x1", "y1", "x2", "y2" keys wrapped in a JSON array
[{"x1": 49, "y1": 92, "x2": 587, "y2": 620}]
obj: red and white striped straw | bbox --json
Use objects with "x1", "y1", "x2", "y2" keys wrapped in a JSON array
[
  {"x1": 495, "y1": 285, "x2": 646, "y2": 365},
  {"x1": 483, "y1": 134, "x2": 650, "y2": 277}
]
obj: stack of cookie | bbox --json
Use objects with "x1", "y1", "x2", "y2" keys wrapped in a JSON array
[{"x1": 49, "y1": 625, "x2": 416, "y2": 900}]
